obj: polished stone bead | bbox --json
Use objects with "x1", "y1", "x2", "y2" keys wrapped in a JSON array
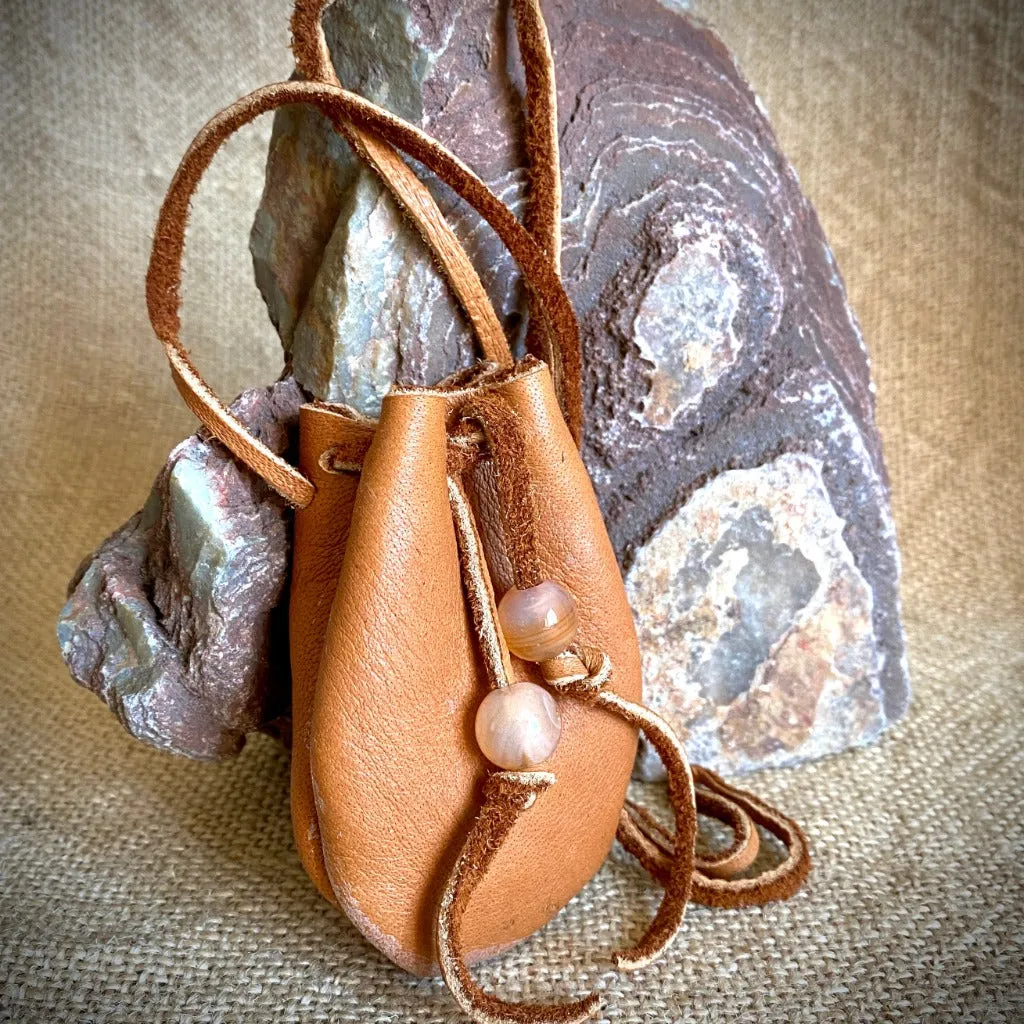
[
  {"x1": 474, "y1": 682, "x2": 562, "y2": 770},
  {"x1": 497, "y1": 580, "x2": 578, "y2": 662}
]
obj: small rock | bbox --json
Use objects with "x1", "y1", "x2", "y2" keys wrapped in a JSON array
[{"x1": 56, "y1": 379, "x2": 303, "y2": 759}]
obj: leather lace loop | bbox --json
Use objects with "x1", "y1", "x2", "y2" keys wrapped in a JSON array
[
  {"x1": 618, "y1": 765, "x2": 812, "y2": 909},
  {"x1": 147, "y1": 80, "x2": 582, "y2": 507},
  {"x1": 148, "y1": 0, "x2": 582, "y2": 512}
]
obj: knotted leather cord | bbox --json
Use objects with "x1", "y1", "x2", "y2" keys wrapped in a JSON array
[
  {"x1": 434, "y1": 365, "x2": 812, "y2": 1018},
  {"x1": 433, "y1": 394, "x2": 698, "y2": 1023},
  {"x1": 539, "y1": 651, "x2": 698, "y2": 972}
]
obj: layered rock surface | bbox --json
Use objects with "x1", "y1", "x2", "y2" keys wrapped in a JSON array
[
  {"x1": 60, "y1": 0, "x2": 908, "y2": 771},
  {"x1": 251, "y1": 0, "x2": 908, "y2": 772}
]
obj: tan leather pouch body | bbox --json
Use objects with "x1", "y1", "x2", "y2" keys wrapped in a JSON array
[
  {"x1": 288, "y1": 403, "x2": 367, "y2": 908},
  {"x1": 288, "y1": 362, "x2": 641, "y2": 976}
]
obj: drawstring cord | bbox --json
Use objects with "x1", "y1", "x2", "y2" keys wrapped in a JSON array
[{"x1": 436, "y1": 390, "x2": 813, "y2": 1023}]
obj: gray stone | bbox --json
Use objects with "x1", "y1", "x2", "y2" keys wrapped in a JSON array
[
  {"x1": 56, "y1": 379, "x2": 302, "y2": 759},
  {"x1": 628, "y1": 453, "x2": 885, "y2": 777},
  {"x1": 287, "y1": 166, "x2": 479, "y2": 411}
]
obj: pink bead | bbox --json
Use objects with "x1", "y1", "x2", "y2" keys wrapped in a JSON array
[
  {"x1": 497, "y1": 580, "x2": 578, "y2": 662},
  {"x1": 474, "y1": 682, "x2": 562, "y2": 770}
]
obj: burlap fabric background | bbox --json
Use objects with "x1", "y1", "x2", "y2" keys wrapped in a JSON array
[{"x1": 2, "y1": 0, "x2": 1021, "y2": 1020}]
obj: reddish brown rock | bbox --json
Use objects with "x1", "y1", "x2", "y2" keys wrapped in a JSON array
[
  {"x1": 60, "y1": 0, "x2": 908, "y2": 771},
  {"x1": 251, "y1": 0, "x2": 908, "y2": 771}
]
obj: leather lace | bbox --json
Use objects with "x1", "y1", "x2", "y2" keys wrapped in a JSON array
[
  {"x1": 147, "y1": 0, "x2": 584, "y2": 513},
  {"x1": 435, "y1": 389, "x2": 809, "y2": 1022}
]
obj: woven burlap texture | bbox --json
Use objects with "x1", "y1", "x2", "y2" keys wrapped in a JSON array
[{"x1": 1, "y1": 0, "x2": 1021, "y2": 1021}]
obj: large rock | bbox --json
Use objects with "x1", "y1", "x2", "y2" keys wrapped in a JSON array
[
  {"x1": 57, "y1": 380, "x2": 302, "y2": 759},
  {"x1": 249, "y1": 0, "x2": 908, "y2": 772},
  {"x1": 60, "y1": 0, "x2": 908, "y2": 772}
]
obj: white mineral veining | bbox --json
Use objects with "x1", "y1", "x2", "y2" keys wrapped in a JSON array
[
  {"x1": 631, "y1": 227, "x2": 742, "y2": 428},
  {"x1": 627, "y1": 452, "x2": 886, "y2": 776},
  {"x1": 797, "y1": 376, "x2": 897, "y2": 544}
]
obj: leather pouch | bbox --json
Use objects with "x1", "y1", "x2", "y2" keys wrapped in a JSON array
[
  {"x1": 291, "y1": 358, "x2": 646, "y2": 976},
  {"x1": 145, "y1": 3, "x2": 811, "y2": 1020}
]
